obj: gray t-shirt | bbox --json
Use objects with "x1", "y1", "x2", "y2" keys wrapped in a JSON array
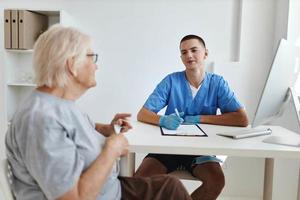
[{"x1": 5, "y1": 90, "x2": 121, "y2": 200}]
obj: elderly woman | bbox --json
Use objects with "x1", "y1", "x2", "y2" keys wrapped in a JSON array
[{"x1": 5, "y1": 25, "x2": 192, "y2": 200}]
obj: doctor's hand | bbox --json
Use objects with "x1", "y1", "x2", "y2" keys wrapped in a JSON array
[
  {"x1": 159, "y1": 112, "x2": 184, "y2": 130},
  {"x1": 184, "y1": 115, "x2": 201, "y2": 124}
]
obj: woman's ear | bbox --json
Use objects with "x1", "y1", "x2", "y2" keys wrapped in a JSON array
[{"x1": 66, "y1": 58, "x2": 77, "y2": 77}]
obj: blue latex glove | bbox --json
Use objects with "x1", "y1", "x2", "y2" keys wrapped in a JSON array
[
  {"x1": 159, "y1": 112, "x2": 184, "y2": 130},
  {"x1": 184, "y1": 115, "x2": 201, "y2": 124}
]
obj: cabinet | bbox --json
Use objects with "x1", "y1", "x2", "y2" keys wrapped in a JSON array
[{"x1": 3, "y1": 10, "x2": 73, "y2": 125}]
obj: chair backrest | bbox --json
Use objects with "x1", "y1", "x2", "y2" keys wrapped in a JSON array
[{"x1": 0, "y1": 159, "x2": 15, "y2": 200}]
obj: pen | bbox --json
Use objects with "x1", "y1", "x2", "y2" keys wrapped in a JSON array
[
  {"x1": 174, "y1": 108, "x2": 180, "y2": 117},
  {"x1": 114, "y1": 124, "x2": 122, "y2": 134}
]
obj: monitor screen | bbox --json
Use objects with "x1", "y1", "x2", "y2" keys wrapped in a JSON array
[{"x1": 252, "y1": 39, "x2": 300, "y2": 127}]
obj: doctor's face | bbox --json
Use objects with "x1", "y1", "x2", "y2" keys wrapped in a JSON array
[{"x1": 180, "y1": 39, "x2": 208, "y2": 70}]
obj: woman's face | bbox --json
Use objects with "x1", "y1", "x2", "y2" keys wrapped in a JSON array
[{"x1": 75, "y1": 49, "x2": 98, "y2": 89}]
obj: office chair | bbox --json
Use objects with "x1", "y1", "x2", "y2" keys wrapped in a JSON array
[{"x1": 0, "y1": 159, "x2": 14, "y2": 200}]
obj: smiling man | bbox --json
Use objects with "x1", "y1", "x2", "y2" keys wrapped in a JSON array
[{"x1": 134, "y1": 35, "x2": 248, "y2": 200}]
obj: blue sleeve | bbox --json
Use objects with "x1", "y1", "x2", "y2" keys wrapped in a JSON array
[
  {"x1": 143, "y1": 76, "x2": 171, "y2": 113},
  {"x1": 217, "y1": 77, "x2": 243, "y2": 113}
]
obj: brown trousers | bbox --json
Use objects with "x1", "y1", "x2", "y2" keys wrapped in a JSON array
[{"x1": 119, "y1": 174, "x2": 192, "y2": 200}]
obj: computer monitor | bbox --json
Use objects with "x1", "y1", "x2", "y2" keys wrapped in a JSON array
[{"x1": 252, "y1": 39, "x2": 300, "y2": 128}]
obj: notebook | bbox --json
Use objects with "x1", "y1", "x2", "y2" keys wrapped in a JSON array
[{"x1": 217, "y1": 128, "x2": 272, "y2": 139}]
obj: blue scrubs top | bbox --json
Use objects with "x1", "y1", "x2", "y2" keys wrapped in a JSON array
[{"x1": 144, "y1": 71, "x2": 243, "y2": 116}]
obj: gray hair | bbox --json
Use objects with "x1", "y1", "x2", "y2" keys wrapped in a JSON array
[{"x1": 33, "y1": 24, "x2": 91, "y2": 88}]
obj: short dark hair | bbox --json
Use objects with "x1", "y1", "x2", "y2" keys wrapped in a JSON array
[{"x1": 180, "y1": 35, "x2": 206, "y2": 48}]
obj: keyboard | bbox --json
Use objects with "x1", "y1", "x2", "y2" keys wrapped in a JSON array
[{"x1": 217, "y1": 128, "x2": 272, "y2": 139}]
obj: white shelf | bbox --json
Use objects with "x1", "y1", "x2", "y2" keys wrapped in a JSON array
[
  {"x1": 6, "y1": 49, "x2": 33, "y2": 53},
  {"x1": 3, "y1": 9, "x2": 64, "y2": 122},
  {"x1": 7, "y1": 83, "x2": 36, "y2": 87},
  {"x1": 34, "y1": 10, "x2": 60, "y2": 16}
]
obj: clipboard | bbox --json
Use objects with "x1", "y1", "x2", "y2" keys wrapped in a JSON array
[{"x1": 160, "y1": 124, "x2": 207, "y2": 137}]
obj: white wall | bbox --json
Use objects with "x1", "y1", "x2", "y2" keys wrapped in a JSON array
[
  {"x1": 0, "y1": 0, "x2": 298, "y2": 199},
  {"x1": 287, "y1": 0, "x2": 300, "y2": 45},
  {"x1": 68, "y1": 0, "x2": 241, "y2": 122},
  {"x1": 0, "y1": 0, "x2": 241, "y2": 122}
]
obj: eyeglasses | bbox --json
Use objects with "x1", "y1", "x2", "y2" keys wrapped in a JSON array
[{"x1": 86, "y1": 53, "x2": 98, "y2": 64}]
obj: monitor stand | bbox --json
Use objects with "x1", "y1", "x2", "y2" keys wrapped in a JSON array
[
  {"x1": 262, "y1": 87, "x2": 300, "y2": 147},
  {"x1": 290, "y1": 87, "x2": 300, "y2": 125}
]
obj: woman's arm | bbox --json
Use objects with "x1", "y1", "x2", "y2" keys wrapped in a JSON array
[
  {"x1": 95, "y1": 123, "x2": 114, "y2": 137},
  {"x1": 95, "y1": 113, "x2": 132, "y2": 137},
  {"x1": 57, "y1": 133, "x2": 128, "y2": 200}
]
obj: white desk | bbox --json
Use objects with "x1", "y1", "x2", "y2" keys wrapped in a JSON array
[{"x1": 120, "y1": 121, "x2": 300, "y2": 200}]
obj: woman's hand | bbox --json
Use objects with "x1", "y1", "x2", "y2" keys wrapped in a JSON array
[
  {"x1": 95, "y1": 113, "x2": 132, "y2": 137},
  {"x1": 110, "y1": 113, "x2": 132, "y2": 134},
  {"x1": 104, "y1": 133, "x2": 129, "y2": 158}
]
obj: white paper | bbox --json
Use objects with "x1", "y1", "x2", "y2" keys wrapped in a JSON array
[{"x1": 162, "y1": 124, "x2": 205, "y2": 136}]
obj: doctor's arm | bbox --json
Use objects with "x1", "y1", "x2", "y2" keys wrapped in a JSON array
[
  {"x1": 137, "y1": 107, "x2": 161, "y2": 125},
  {"x1": 200, "y1": 108, "x2": 248, "y2": 127}
]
